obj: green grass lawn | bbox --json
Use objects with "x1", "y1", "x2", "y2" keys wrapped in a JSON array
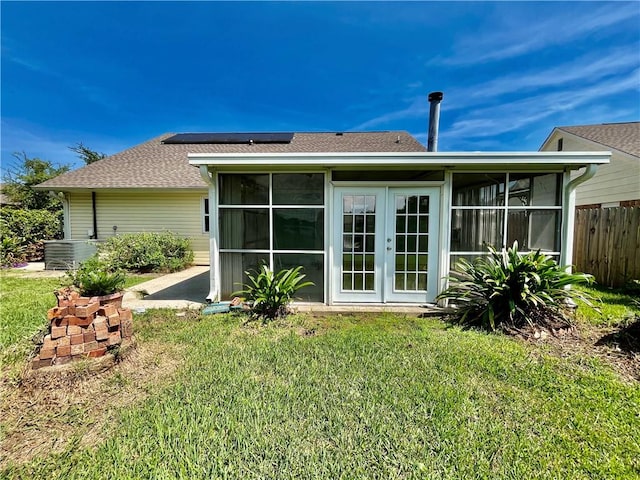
[
  {"x1": 575, "y1": 284, "x2": 640, "y2": 328},
  {"x1": 1, "y1": 279, "x2": 639, "y2": 479}
]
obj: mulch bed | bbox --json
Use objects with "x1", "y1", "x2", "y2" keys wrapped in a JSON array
[{"x1": 516, "y1": 319, "x2": 640, "y2": 383}]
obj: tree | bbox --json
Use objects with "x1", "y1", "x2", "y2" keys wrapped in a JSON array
[
  {"x1": 69, "y1": 142, "x2": 106, "y2": 164},
  {"x1": 1, "y1": 152, "x2": 70, "y2": 210}
]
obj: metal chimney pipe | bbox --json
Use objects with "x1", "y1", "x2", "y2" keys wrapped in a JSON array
[{"x1": 427, "y1": 91, "x2": 444, "y2": 152}]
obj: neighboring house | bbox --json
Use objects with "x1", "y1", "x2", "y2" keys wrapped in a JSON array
[
  {"x1": 540, "y1": 122, "x2": 640, "y2": 208},
  {"x1": 37, "y1": 131, "x2": 609, "y2": 304},
  {"x1": 0, "y1": 183, "x2": 17, "y2": 206}
]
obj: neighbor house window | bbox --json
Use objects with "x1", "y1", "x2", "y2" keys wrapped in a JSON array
[
  {"x1": 203, "y1": 197, "x2": 210, "y2": 233},
  {"x1": 218, "y1": 173, "x2": 325, "y2": 301},
  {"x1": 450, "y1": 172, "x2": 562, "y2": 268}
]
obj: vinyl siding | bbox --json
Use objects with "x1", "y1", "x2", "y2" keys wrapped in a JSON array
[
  {"x1": 542, "y1": 132, "x2": 640, "y2": 206},
  {"x1": 67, "y1": 190, "x2": 210, "y2": 265}
]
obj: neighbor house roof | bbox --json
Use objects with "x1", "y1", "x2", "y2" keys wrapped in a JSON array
[
  {"x1": 550, "y1": 122, "x2": 640, "y2": 158},
  {"x1": 36, "y1": 131, "x2": 426, "y2": 190}
]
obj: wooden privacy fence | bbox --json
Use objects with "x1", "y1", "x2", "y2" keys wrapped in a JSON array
[{"x1": 573, "y1": 206, "x2": 640, "y2": 287}]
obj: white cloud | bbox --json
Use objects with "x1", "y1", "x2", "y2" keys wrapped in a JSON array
[
  {"x1": 352, "y1": 96, "x2": 428, "y2": 130},
  {"x1": 440, "y1": 69, "x2": 640, "y2": 140},
  {"x1": 434, "y1": 4, "x2": 639, "y2": 66},
  {"x1": 445, "y1": 47, "x2": 640, "y2": 110}
]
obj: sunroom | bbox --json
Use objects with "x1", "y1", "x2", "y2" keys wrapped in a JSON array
[{"x1": 189, "y1": 151, "x2": 609, "y2": 305}]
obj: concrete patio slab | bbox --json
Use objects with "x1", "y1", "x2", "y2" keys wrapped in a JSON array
[{"x1": 123, "y1": 266, "x2": 209, "y2": 310}]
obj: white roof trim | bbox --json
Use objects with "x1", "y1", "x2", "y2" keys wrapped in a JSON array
[{"x1": 188, "y1": 151, "x2": 610, "y2": 168}]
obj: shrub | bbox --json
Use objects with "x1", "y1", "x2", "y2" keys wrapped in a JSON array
[
  {"x1": 233, "y1": 265, "x2": 314, "y2": 321},
  {"x1": 437, "y1": 242, "x2": 594, "y2": 332},
  {"x1": 0, "y1": 235, "x2": 26, "y2": 267},
  {"x1": 64, "y1": 255, "x2": 126, "y2": 296},
  {"x1": 0, "y1": 208, "x2": 63, "y2": 264},
  {"x1": 98, "y1": 231, "x2": 194, "y2": 273}
]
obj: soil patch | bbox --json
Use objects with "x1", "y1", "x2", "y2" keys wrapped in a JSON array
[
  {"x1": 519, "y1": 322, "x2": 640, "y2": 383},
  {"x1": 0, "y1": 341, "x2": 183, "y2": 469}
]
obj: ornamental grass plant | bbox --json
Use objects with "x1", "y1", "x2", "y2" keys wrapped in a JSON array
[
  {"x1": 233, "y1": 265, "x2": 314, "y2": 321},
  {"x1": 437, "y1": 242, "x2": 594, "y2": 332}
]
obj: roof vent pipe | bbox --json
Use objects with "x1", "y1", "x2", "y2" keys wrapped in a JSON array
[{"x1": 427, "y1": 91, "x2": 444, "y2": 152}]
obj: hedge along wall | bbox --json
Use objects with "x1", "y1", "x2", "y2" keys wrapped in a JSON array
[{"x1": 0, "y1": 208, "x2": 63, "y2": 262}]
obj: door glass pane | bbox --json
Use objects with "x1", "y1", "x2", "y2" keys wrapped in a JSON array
[
  {"x1": 341, "y1": 194, "x2": 376, "y2": 292},
  {"x1": 365, "y1": 235, "x2": 375, "y2": 252},
  {"x1": 273, "y1": 208, "x2": 323, "y2": 250},
  {"x1": 419, "y1": 216, "x2": 429, "y2": 233},
  {"x1": 365, "y1": 254, "x2": 375, "y2": 270},
  {"x1": 365, "y1": 274, "x2": 375, "y2": 290},
  {"x1": 272, "y1": 173, "x2": 324, "y2": 205},
  {"x1": 219, "y1": 209, "x2": 269, "y2": 249},
  {"x1": 408, "y1": 196, "x2": 418, "y2": 214},
  {"x1": 418, "y1": 273, "x2": 427, "y2": 290},
  {"x1": 408, "y1": 216, "x2": 417, "y2": 233},
  {"x1": 343, "y1": 216, "x2": 353, "y2": 233},
  {"x1": 407, "y1": 235, "x2": 417, "y2": 252},
  {"x1": 219, "y1": 174, "x2": 269, "y2": 205},
  {"x1": 419, "y1": 196, "x2": 430, "y2": 213}
]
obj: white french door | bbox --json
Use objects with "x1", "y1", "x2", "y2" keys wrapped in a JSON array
[{"x1": 332, "y1": 187, "x2": 440, "y2": 303}]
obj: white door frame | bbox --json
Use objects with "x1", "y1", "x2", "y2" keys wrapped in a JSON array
[{"x1": 331, "y1": 186, "x2": 440, "y2": 303}]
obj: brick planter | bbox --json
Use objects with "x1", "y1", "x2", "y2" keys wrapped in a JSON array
[
  {"x1": 31, "y1": 289, "x2": 133, "y2": 370},
  {"x1": 88, "y1": 291, "x2": 125, "y2": 309}
]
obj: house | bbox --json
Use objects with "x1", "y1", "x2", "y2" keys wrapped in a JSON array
[
  {"x1": 540, "y1": 122, "x2": 639, "y2": 208},
  {"x1": 37, "y1": 131, "x2": 609, "y2": 304}
]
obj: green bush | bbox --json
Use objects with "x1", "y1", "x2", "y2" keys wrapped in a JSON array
[
  {"x1": 0, "y1": 208, "x2": 63, "y2": 265},
  {"x1": 233, "y1": 265, "x2": 314, "y2": 321},
  {"x1": 437, "y1": 242, "x2": 594, "y2": 331},
  {"x1": 98, "y1": 231, "x2": 194, "y2": 273},
  {"x1": 0, "y1": 235, "x2": 26, "y2": 267},
  {"x1": 64, "y1": 255, "x2": 126, "y2": 296}
]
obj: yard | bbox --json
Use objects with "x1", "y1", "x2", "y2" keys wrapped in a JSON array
[{"x1": 1, "y1": 271, "x2": 639, "y2": 479}]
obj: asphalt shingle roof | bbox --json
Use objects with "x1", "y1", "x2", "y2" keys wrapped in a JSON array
[
  {"x1": 557, "y1": 122, "x2": 640, "y2": 158},
  {"x1": 37, "y1": 131, "x2": 427, "y2": 189}
]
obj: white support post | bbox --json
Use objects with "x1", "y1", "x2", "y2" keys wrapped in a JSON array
[{"x1": 199, "y1": 165, "x2": 220, "y2": 302}]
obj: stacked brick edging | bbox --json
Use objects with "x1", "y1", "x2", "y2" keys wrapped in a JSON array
[{"x1": 32, "y1": 290, "x2": 133, "y2": 370}]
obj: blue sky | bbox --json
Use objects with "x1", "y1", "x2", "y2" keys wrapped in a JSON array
[{"x1": 2, "y1": 1, "x2": 639, "y2": 171}]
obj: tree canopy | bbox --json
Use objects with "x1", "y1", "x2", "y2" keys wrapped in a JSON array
[
  {"x1": 1, "y1": 152, "x2": 70, "y2": 210},
  {"x1": 69, "y1": 142, "x2": 106, "y2": 165}
]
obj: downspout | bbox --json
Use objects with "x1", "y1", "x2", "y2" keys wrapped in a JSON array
[
  {"x1": 560, "y1": 164, "x2": 598, "y2": 270},
  {"x1": 199, "y1": 165, "x2": 219, "y2": 302},
  {"x1": 91, "y1": 191, "x2": 98, "y2": 239}
]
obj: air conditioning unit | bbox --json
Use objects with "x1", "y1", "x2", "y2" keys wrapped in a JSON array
[{"x1": 43, "y1": 240, "x2": 100, "y2": 270}]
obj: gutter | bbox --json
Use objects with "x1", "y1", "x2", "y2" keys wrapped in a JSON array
[{"x1": 560, "y1": 164, "x2": 598, "y2": 269}]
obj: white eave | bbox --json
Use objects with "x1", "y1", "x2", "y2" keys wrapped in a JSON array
[{"x1": 188, "y1": 151, "x2": 610, "y2": 170}]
